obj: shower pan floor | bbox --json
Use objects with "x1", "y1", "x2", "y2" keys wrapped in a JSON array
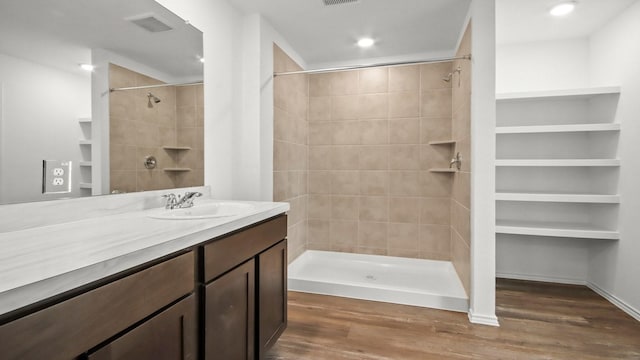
[{"x1": 288, "y1": 250, "x2": 469, "y2": 313}]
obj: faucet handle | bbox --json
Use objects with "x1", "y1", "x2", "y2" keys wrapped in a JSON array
[{"x1": 162, "y1": 193, "x2": 178, "y2": 209}]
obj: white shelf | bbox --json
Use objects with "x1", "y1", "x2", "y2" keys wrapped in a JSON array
[
  {"x1": 79, "y1": 183, "x2": 92, "y2": 189},
  {"x1": 428, "y1": 140, "x2": 456, "y2": 145},
  {"x1": 496, "y1": 86, "x2": 621, "y2": 101},
  {"x1": 496, "y1": 220, "x2": 619, "y2": 240},
  {"x1": 496, "y1": 192, "x2": 620, "y2": 204},
  {"x1": 429, "y1": 168, "x2": 457, "y2": 173},
  {"x1": 79, "y1": 161, "x2": 92, "y2": 167},
  {"x1": 496, "y1": 159, "x2": 620, "y2": 167},
  {"x1": 78, "y1": 118, "x2": 92, "y2": 123},
  {"x1": 496, "y1": 123, "x2": 620, "y2": 134},
  {"x1": 79, "y1": 140, "x2": 92, "y2": 146},
  {"x1": 163, "y1": 168, "x2": 192, "y2": 172}
]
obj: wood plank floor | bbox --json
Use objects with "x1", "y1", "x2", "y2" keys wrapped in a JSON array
[{"x1": 266, "y1": 279, "x2": 640, "y2": 359}]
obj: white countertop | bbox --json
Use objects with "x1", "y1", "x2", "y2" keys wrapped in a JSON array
[{"x1": 0, "y1": 199, "x2": 289, "y2": 316}]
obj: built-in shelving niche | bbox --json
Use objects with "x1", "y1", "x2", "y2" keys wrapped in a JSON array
[
  {"x1": 495, "y1": 86, "x2": 621, "y2": 241},
  {"x1": 78, "y1": 118, "x2": 92, "y2": 196}
]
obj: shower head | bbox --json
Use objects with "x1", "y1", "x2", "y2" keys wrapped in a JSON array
[{"x1": 147, "y1": 92, "x2": 161, "y2": 108}]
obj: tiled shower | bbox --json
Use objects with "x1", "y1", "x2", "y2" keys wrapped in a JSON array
[
  {"x1": 109, "y1": 64, "x2": 204, "y2": 193},
  {"x1": 274, "y1": 23, "x2": 471, "y2": 296}
]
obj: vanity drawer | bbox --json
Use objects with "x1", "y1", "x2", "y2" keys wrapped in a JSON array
[
  {"x1": 204, "y1": 215, "x2": 287, "y2": 282},
  {"x1": 0, "y1": 251, "x2": 194, "y2": 360}
]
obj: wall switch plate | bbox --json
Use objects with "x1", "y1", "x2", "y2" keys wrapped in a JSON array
[{"x1": 42, "y1": 160, "x2": 72, "y2": 194}]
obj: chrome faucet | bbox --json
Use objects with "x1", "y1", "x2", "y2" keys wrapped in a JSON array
[
  {"x1": 450, "y1": 152, "x2": 462, "y2": 170},
  {"x1": 162, "y1": 192, "x2": 202, "y2": 210}
]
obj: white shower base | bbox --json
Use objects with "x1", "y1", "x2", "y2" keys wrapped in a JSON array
[{"x1": 288, "y1": 250, "x2": 469, "y2": 313}]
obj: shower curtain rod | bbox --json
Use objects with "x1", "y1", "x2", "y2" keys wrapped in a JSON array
[
  {"x1": 273, "y1": 54, "x2": 471, "y2": 77},
  {"x1": 109, "y1": 81, "x2": 203, "y2": 92}
]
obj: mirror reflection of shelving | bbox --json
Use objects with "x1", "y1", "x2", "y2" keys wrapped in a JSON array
[
  {"x1": 78, "y1": 118, "x2": 93, "y2": 196},
  {"x1": 495, "y1": 86, "x2": 621, "y2": 240}
]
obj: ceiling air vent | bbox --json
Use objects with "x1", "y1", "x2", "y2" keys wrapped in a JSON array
[
  {"x1": 322, "y1": 0, "x2": 360, "y2": 6},
  {"x1": 129, "y1": 15, "x2": 173, "y2": 33}
]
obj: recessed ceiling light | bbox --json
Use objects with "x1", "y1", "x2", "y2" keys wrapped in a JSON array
[
  {"x1": 550, "y1": 2, "x2": 576, "y2": 17},
  {"x1": 199, "y1": 57, "x2": 205, "y2": 63},
  {"x1": 357, "y1": 38, "x2": 375, "y2": 48},
  {"x1": 80, "y1": 64, "x2": 95, "y2": 72}
]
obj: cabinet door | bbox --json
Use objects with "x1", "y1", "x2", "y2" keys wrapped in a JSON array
[
  {"x1": 258, "y1": 240, "x2": 287, "y2": 358},
  {"x1": 205, "y1": 259, "x2": 255, "y2": 360},
  {"x1": 88, "y1": 294, "x2": 196, "y2": 360}
]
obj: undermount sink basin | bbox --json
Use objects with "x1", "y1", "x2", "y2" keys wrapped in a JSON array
[{"x1": 149, "y1": 202, "x2": 256, "y2": 220}]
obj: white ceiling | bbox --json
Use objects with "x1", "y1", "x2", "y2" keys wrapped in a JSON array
[
  {"x1": 496, "y1": 0, "x2": 638, "y2": 45},
  {"x1": 0, "y1": 0, "x2": 203, "y2": 79},
  {"x1": 229, "y1": 0, "x2": 472, "y2": 67}
]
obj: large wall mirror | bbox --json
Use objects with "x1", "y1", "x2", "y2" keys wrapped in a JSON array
[{"x1": 0, "y1": 0, "x2": 204, "y2": 205}]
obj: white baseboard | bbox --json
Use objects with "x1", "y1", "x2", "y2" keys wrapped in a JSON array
[
  {"x1": 468, "y1": 309, "x2": 500, "y2": 327},
  {"x1": 497, "y1": 273, "x2": 640, "y2": 322},
  {"x1": 496, "y1": 272, "x2": 587, "y2": 286},
  {"x1": 587, "y1": 282, "x2": 640, "y2": 322}
]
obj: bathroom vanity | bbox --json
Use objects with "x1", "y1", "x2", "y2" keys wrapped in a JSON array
[{"x1": 0, "y1": 195, "x2": 288, "y2": 360}]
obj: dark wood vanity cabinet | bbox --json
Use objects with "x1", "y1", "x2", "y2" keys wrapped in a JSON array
[
  {"x1": 89, "y1": 295, "x2": 197, "y2": 360},
  {"x1": 0, "y1": 214, "x2": 287, "y2": 360},
  {"x1": 205, "y1": 260, "x2": 256, "y2": 360},
  {"x1": 258, "y1": 239, "x2": 288, "y2": 356},
  {"x1": 0, "y1": 251, "x2": 195, "y2": 360},
  {"x1": 203, "y1": 215, "x2": 288, "y2": 360}
]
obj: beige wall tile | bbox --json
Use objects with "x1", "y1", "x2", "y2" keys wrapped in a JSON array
[
  {"x1": 420, "y1": 145, "x2": 452, "y2": 170},
  {"x1": 420, "y1": 198, "x2": 451, "y2": 225},
  {"x1": 388, "y1": 249, "x2": 420, "y2": 258},
  {"x1": 110, "y1": 119, "x2": 137, "y2": 146},
  {"x1": 389, "y1": 171, "x2": 420, "y2": 197},
  {"x1": 331, "y1": 196, "x2": 359, "y2": 220},
  {"x1": 358, "y1": 247, "x2": 388, "y2": 256},
  {"x1": 309, "y1": 97, "x2": 332, "y2": 122},
  {"x1": 360, "y1": 120, "x2": 389, "y2": 145},
  {"x1": 389, "y1": 145, "x2": 420, "y2": 170},
  {"x1": 421, "y1": 89, "x2": 452, "y2": 118},
  {"x1": 360, "y1": 171, "x2": 388, "y2": 195},
  {"x1": 308, "y1": 195, "x2": 331, "y2": 219},
  {"x1": 332, "y1": 121, "x2": 361, "y2": 145},
  {"x1": 110, "y1": 170, "x2": 136, "y2": 193},
  {"x1": 331, "y1": 146, "x2": 359, "y2": 170},
  {"x1": 309, "y1": 122, "x2": 333, "y2": 145},
  {"x1": 419, "y1": 224, "x2": 451, "y2": 259},
  {"x1": 452, "y1": 171, "x2": 471, "y2": 209},
  {"x1": 421, "y1": 117, "x2": 452, "y2": 143},
  {"x1": 358, "y1": 94, "x2": 388, "y2": 119},
  {"x1": 309, "y1": 146, "x2": 331, "y2": 170},
  {"x1": 359, "y1": 146, "x2": 388, "y2": 170},
  {"x1": 389, "y1": 65, "x2": 420, "y2": 92},
  {"x1": 455, "y1": 135, "x2": 471, "y2": 173},
  {"x1": 273, "y1": 171, "x2": 287, "y2": 201},
  {"x1": 274, "y1": 107, "x2": 290, "y2": 142},
  {"x1": 359, "y1": 196, "x2": 388, "y2": 222},
  {"x1": 358, "y1": 222, "x2": 387, "y2": 248},
  {"x1": 308, "y1": 219, "x2": 330, "y2": 245},
  {"x1": 331, "y1": 71, "x2": 359, "y2": 95},
  {"x1": 389, "y1": 197, "x2": 420, "y2": 223},
  {"x1": 330, "y1": 220, "x2": 358, "y2": 246},
  {"x1": 110, "y1": 145, "x2": 137, "y2": 171},
  {"x1": 389, "y1": 118, "x2": 420, "y2": 144},
  {"x1": 288, "y1": 171, "x2": 303, "y2": 198},
  {"x1": 176, "y1": 86, "x2": 196, "y2": 107},
  {"x1": 359, "y1": 68, "x2": 388, "y2": 94},
  {"x1": 420, "y1": 172, "x2": 452, "y2": 197},
  {"x1": 451, "y1": 229, "x2": 470, "y2": 295},
  {"x1": 177, "y1": 106, "x2": 196, "y2": 128},
  {"x1": 387, "y1": 223, "x2": 419, "y2": 250},
  {"x1": 332, "y1": 95, "x2": 360, "y2": 120},
  {"x1": 309, "y1": 73, "x2": 332, "y2": 97},
  {"x1": 421, "y1": 62, "x2": 453, "y2": 90},
  {"x1": 389, "y1": 91, "x2": 420, "y2": 118},
  {"x1": 308, "y1": 171, "x2": 331, "y2": 194},
  {"x1": 331, "y1": 171, "x2": 359, "y2": 195},
  {"x1": 451, "y1": 199, "x2": 470, "y2": 246}
]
